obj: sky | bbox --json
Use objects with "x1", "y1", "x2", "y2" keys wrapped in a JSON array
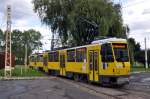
[
  {"x1": 0, "y1": 0, "x2": 51, "y2": 52},
  {"x1": 0, "y1": 0, "x2": 150, "y2": 51},
  {"x1": 119, "y1": 0, "x2": 150, "y2": 49}
]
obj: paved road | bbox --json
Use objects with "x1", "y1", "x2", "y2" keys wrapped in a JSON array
[
  {"x1": 0, "y1": 77, "x2": 102, "y2": 99},
  {"x1": 125, "y1": 72, "x2": 150, "y2": 92},
  {"x1": 0, "y1": 72, "x2": 150, "y2": 99}
]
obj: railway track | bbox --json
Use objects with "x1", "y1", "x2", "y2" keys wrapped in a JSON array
[{"x1": 57, "y1": 77, "x2": 150, "y2": 99}]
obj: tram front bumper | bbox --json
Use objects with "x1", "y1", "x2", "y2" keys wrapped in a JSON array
[
  {"x1": 100, "y1": 75, "x2": 130, "y2": 85},
  {"x1": 116, "y1": 77, "x2": 129, "y2": 85}
]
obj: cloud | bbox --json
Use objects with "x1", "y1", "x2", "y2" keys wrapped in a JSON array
[
  {"x1": 142, "y1": 8, "x2": 150, "y2": 15},
  {"x1": 122, "y1": 0, "x2": 150, "y2": 49},
  {"x1": 1, "y1": 0, "x2": 150, "y2": 50},
  {"x1": 130, "y1": 20, "x2": 150, "y2": 31},
  {"x1": 127, "y1": 10, "x2": 134, "y2": 15},
  {"x1": 0, "y1": 0, "x2": 51, "y2": 50},
  {"x1": 0, "y1": 0, "x2": 34, "y2": 19},
  {"x1": 0, "y1": 0, "x2": 40, "y2": 26}
]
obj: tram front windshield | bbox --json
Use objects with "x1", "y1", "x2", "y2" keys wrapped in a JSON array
[{"x1": 113, "y1": 43, "x2": 129, "y2": 62}]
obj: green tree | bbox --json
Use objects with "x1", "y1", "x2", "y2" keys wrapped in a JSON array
[
  {"x1": 128, "y1": 38, "x2": 141, "y2": 66},
  {"x1": 0, "y1": 29, "x2": 4, "y2": 41},
  {"x1": 33, "y1": 0, "x2": 126, "y2": 47},
  {"x1": 23, "y1": 29, "x2": 42, "y2": 53},
  {"x1": 0, "y1": 29, "x2": 5, "y2": 50},
  {"x1": 11, "y1": 30, "x2": 24, "y2": 64},
  {"x1": 0, "y1": 29, "x2": 42, "y2": 64},
  {"x1": 134, "y1": 51, "x2": 144, "y2": 66},
  {"x1": 134, "y1": 50, "x2": 150, "y2": 67},
  {"x1": 12, "y1": 29, "x2": 42, "y2": 64},
  {"x1": 148, "y1": 50, "x2": 150, "y2": 67},
  {"x1": 33, "y1": 0, "x2": 72, "y2": 47}
]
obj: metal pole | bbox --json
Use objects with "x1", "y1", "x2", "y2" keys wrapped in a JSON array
[
  {"x1": 145, "y1": 38, "x2": 148, "y2": 69},
  {"x1": 21, "y1": 66, "x2": 22, "y2": 75},
  {"x1": 24, "y1": 44, "x2": 27, "y2": 73},
  {"x1": 5, "y1": 5, "x2": 12, "y2": 77}
]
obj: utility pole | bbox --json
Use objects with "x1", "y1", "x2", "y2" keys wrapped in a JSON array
[
  {"x1": 5, "y1": 5, "x2": 12, "y2": 77},
  {"x1": 145, "y1": 38, "x2": 148, "y2": 69},
  {"x1": 24, "y1": 44, "x2": 28, "y2": 73}
]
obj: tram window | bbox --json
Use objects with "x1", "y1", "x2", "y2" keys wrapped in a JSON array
[
  {"x1": 31, "y1": 56, "x2": 34, "y2": 62},
  {"x1": 67, "y1": 49, "x2": 75, "y2": 62},
  {"x1": 113, "y1": 44, "x2": 129, "y2": 62},
  {"x1": 39, "y1": 55, "x2": 43, "y2": 62},
  {"x1": 49, "y1": 53, "x2": 53, "y2": 62},
  {"x1": 43, "y1": 56, "x2": 48, "y2": 66},
  {"x1": 34, "y1": 56, "x2": 37, "y2": 62},
  {"x1": 76, "y1": 48, "x2": 86, "y2": 62},
  {"x1": 37, "y1": 55, "x2": 39, "y2": 61},
  {"x1": 38, "y1": 55, "x2": 43, "y2": 62},
  {"x1": 53, "y1": 52, "x2": 59, "y2": 62},
  {"x1": 101, "y1": 44, "x2": 114, "y2": 62}
]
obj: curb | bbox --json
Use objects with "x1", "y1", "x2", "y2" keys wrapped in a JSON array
[{"x1": 0, "y1": 76, "x2": 56, "y2": 81}]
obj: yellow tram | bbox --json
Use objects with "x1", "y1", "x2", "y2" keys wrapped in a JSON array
[
  {"x1": 29, "y1": 54, "x2": 37, "y2": 68},
  {"x1": 29, "y1": 38, "x2": 130, "y2": 85}
]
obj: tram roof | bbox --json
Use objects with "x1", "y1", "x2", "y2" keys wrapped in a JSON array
[
  {"x1": 36, "y1": 38, "x2": 127, "y2": 53},
  {"x1": 92, "y1": 38, "x2": 127, "y2": 44},
  {"x1": 65, "y1": 44, "x2": 99, "y2": 51}
]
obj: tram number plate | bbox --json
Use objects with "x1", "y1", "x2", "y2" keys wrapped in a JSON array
[{"x1": 117, "y1": 65, "x2": 123, "y2": 68}]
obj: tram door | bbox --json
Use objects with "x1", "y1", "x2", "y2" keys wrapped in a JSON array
[
  {"x1": 89, "y1": 50, "x2": 99, "y2": 82},
  {"x1": 60, "y1": 54, "x2": 66, "y2": 76},
  {"x1": 43, "y1": 56, "x2": 48, "y2": 72},
  {"x1": 34, "y1": 57, "x2": 37, "y2": 66}
]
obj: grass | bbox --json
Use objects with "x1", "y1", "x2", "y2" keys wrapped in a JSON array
[
  {"x1": 0, "y1": 69, "x2": 4, "y2": 76},
  {"x1": 131, "y1": 62, "x2": 150, "y2": 72},
  {"x1": 1, "y1": 65, "x2": 150, "y2": 77},
  {"x1": 0, "y1": 65, "x2": 46, "y2": 77},
  {"x1": 131, "y1": 67, "x2": 150, "y2": 72}
]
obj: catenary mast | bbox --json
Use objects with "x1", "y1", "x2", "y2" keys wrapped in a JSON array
[{"x1": 4, "y1": 5, "x2": 12, "y2": 77}]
